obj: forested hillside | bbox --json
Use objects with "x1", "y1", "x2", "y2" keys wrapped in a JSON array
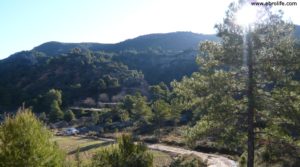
[
  {"x1": 1, "y1": 28, "x2": 299, "y2": 110},
  {"x1": 0, "y1": 50, "x2": 145, "y2": 109},
  {"x1": 0, "y1": 32, "x2": 216, "y2": 109}
]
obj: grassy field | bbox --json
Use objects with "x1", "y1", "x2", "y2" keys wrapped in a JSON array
[{"x1": 53, "y1": 136, "x2": 173, "y2": 167}]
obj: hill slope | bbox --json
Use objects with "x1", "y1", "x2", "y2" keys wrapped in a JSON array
[
  {"x1": 32, "y1": 32, "x2": 218, "y2": 55},
  {"x1": 0, "y1": 51, "x2": 145, "y2": 109},
  {"x1": 1, "y1": 28, "x2": 299, "y2": 110},
  {"x1": 0, "y1": 32, "x2": 216, "y2": 109},
  {"x1": 3, "y1": 32, "x2": 217, "y2": 86}
]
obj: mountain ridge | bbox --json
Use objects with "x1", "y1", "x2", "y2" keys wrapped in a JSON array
[
  {"x1": 0, "y1": 31, "x2": 217, "y2": 109},
  {"x1": 2, "y1": 24, "x2": 300, "y2": 60},
  {"x1": 31, "y1": 31, "x2": 218, "y2": 56},
  {"x1": 0, "y1": 28, "x2": 299, "y2": 109}
]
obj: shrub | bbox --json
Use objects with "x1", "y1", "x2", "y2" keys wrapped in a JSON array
[
  {"x1": 64, "y1": 110, "x2": 76, "y2": 122},
  {"x1": 49, "y1": 100, "x2": 64, "y2": 122},
  {"x1": 169, "y1": 154, "x2": 207, "y2": 167},
  {"x1": 39, "y1": 112, "x2": 47, "y2": 122},
  {"x1": 91, "y1": 111, "x2": 99, "y2": 125},
  {"x1": 91, "y1": 134, "x2": 153, "y2": 167},
  {"x1": 0, "y1": 108, "x2": 65, "y2": 167}
]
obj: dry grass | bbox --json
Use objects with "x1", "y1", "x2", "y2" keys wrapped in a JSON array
[
  {"x1": 53, "y1": 135, "x2": 173, "y2": 167},
  {"x1": 53, "y1": 136, "x2": 111, "y2": 166},
  {"x1": 151, "y1": 150, "x2": 173, "y2": 167}
]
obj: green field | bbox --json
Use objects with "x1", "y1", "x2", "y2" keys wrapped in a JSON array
[{"x1": 53, "y1": 136, "x2": 173, "y2": 167}]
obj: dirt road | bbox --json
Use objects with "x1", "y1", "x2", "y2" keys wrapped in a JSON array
[
  {"x1": 148, "y1": 144, "x2": 238, "y2": 167},
  {"x1": 98, "y1": 137, "x2": 238, "y2": 167}
]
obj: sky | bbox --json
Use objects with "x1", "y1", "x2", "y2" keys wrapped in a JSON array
[{"x1": 0, "y1": 0, "x2": 299, "y2": 59}]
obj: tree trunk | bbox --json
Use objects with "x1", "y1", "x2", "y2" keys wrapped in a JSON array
[
  {"x1": 247, "y1": 30, "x2": 255, "y2": 167},
  {"x1": 158, "y1": 119, "x2": 161, "y2": 142}
]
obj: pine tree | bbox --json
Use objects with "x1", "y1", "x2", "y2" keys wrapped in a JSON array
[
  {"x1": 91, "y1": 134, "x2": 153, "y2": 167},
  {"x1": 45, "y1": 89, "x2": 63, "y2": 111},
  {"x1": 0, "y1": 108, "x2": 65, "y2": 166},
  {"x1": 49, "y1": 100, "x2": 64, "y2": 122},
  {"x1": 91, "y1": 111, "x2": 99, "y2": 125},
  {"x1": 39, "y1": 112, "x2": 47, "y2": 122},
  {"x1": 64, "y1": 110, "x2": 75, "y2": 122},
  {"x1": 122, "y1": 93, "x2": 152, "y2": 125},
  {"x1": 152, "y1": 100, "x2": 171, "y2": 141},
  {"x1": 172, "y1": 1, "x2": 300, "y2": 166}
]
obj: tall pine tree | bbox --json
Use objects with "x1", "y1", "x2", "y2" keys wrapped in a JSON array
[{"x1": 172, "y1": 1, "x2": 300, "y2": 166}]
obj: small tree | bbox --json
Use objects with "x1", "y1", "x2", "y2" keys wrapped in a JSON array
[
  {"x1": 92, "y1": 134, "x2": 153, "y2": 167},
  {"x1": 131, "y1": 96, "x2": 152, "y2": 125},
  {"x1": 122, "y1": 93, "x2": 152, "y2": 126},
  {"x1": 64, "y1": 110, "x2": 75, "y2": 122},
  {"x1": 170, "y1": 98, "x2": 184, "y2": 130},
  {"x1": 152, "y1": 100, "x2": 171, "y2": 141},
  {"x1": 91, "y1": 111, "x2": 99, "y2": 125},
  {"x1": 45, "y1": 89, "x2": 63, "y2": 106},
  {"x1": 34, "y1": 89, "x2": 63, "y2": 114},
  {"x1": 0, "y1": 108, "x2": 65, "y2": 167},
  {"x1": 149, "y1": 82, "x2": 170, "y2": 101},
  {"x1": 75, "y1": 109, "x2": 85, "y2": 118},
  {"x1": 39, "y1": 112, "x2": 47, "y2": 122},
  {"x1": 49, "y1": 100, "x2": 64, "y2": 122}
]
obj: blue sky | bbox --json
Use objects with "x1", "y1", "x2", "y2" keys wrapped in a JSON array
[{"x1": 0, "y1": 0, "x2": 299, "y2": 59}]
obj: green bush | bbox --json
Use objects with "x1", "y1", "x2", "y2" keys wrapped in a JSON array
[
  {"x1": 91, "y1": 134, "x2": 153, "y2": 167},
  {"x1": 169, "y1": 154, "x2": 207, "y2": 167},
  {"x1": 49, "y1": 100, "x2": 64, "y2": 122},
  {"x1": 0, "y1": 108, "x2": 65, "y2": 167},
  {"x1": 39, "y1": 112, "x2": 47, "y2": 122},
  {"x1": 91, "y1": 111, "x2": 99, "y2": 125},
  {"x1": 64, "y1": 110, "x2": 75, "y2": 122}
]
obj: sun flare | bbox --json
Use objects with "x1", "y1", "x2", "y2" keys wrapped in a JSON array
[{"x1": 235, "y1": 5, "x2": 258, "y2": 27}]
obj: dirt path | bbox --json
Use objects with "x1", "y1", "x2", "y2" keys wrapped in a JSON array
[
  {"x1": 98, "y1": 137, "x2": 238, "y2": 167},
  {"x1": 148, "y1": 144, "x2": 238, "y2": 167}
]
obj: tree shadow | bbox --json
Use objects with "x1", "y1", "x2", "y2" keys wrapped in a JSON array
[{"x1": 68, "y1": 141, "x2": 113, "y2": 155}]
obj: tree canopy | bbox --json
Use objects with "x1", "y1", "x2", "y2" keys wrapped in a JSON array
[
  {"x1": 91, "y1": 134, "x2": 153, "y2": 167},
  {"x1": 172, "y1": 1, "x2": 300, "y2": 166},
  {"x1": 0, "y1": 108, "x2": 65, "y2": 167}
]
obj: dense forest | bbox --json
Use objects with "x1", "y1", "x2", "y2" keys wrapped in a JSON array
[
  {"x1": 0, "y1": 32, "x2": 218, "y2": 109},
  {"x1": 0, "y1": 28, "x2": 299, "y2": 110}
]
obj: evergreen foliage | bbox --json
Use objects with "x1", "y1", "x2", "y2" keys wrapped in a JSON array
[
  {"x1": 169, "y1": 154, "x2": 206, "y2": 167},
  {"x1": 151, "y1": 100, "x2": 171, "y2": 141},
  {"x1": 0, "y1": 108, "x2": 65, "y2": 167},
  {"x1": 91, "y1": 111, "x2": 100, "y2": 125},
  {"x1": 91, "y1": 134, "x2": 153, "y2": 167},
  {"x1": 122, "y1": 93, "x2": 152, "y2": 125},
  {"x1": 0, "y1": 51, "x2": 144, "y2": 109},
  {"x1": 49, "y1": 100, "x2": 64, "y2": 122},
  {"x1": 172, "y1": 1, "x2": 300, "y2": 166},
  {"x1": 64, "y1": 110, "x2": 75, "y2": 122}
]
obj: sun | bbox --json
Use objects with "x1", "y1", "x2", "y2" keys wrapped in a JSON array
[{"x1": 235, "y1": 5, "x2": 258, "y2": 27}]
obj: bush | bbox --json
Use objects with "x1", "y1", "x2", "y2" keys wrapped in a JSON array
[
  {"x1": 75, "y1": 109, "x2": 85, "y2": 118},
  {"x1": 64, "y1": 110, "x2": 75, "y2": 122},
  {"x1": 91, "y1": 134, "x2": 153, "y2": 167},
  {"x1": 91, "y1": 111, "x2": 99, "y2": 125},
  {"x1": 49, "y1": 100, "x2": 64, "y2": 122},
  {"x1": 0, "y1": 108, "x2": 65, "y2": 167},
  {"x1": 239, "y1": 140, "x2": 300, "y2": 167},
  {"x1": 39, "y1": 112, "x2": 47, "y2": 122},
  {"x1": 169, "y1": 154, "x2": 207, "y2": 167}
]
